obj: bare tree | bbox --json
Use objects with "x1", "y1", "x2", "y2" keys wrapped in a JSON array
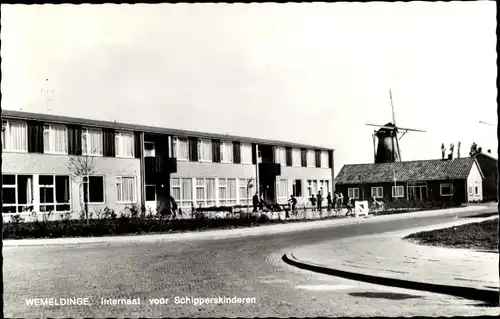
[
  {"x1": 457, "y1": 141, "x2": 461, "y2": 158},
  {"x1": 449, "y1": 143, "x2": 454, "y2": 159},
  {"x1": 67, "y1": 155, "x2": 96, "y2": 225},
  {"x1": 469, "y1": 142, "x2": 479, "y2": 157}
]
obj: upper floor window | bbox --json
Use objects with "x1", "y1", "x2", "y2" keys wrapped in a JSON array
[
  {"x1": 241, "y1": 143, "x2": 252, "y2": 164},
  {"x1": 198, "y1": 138, "x2": 212, "y2": 162},
  {"x1": 115, "y1": 131, "x2": 135, "y2": 158},
  {"x1": 221, "y1": 141, "x2": 233, "y2": 163},
  {"x1": 307, "y1": 150, "x2": 316, "y2": 167},
  {"x1": 43, "y1": 124, "x2": 68, "y2": 154},
  {"x1": 320, "y1": 151, "x2": 329, "y2": 168},
  {"x1": 144, "y1": 141, "x2": 155, "y2": 157},
  {"x1": 82, "y1": 128, "x2": 103, "y2": 156},
  {"x1": 2, "y1": 120, "x2": 28, "y2": 152},
  {"x1": 173, "y1": 137, "x2": 188, "y2": 160},
  {"x1": 292, "y1": 148, "x2": 301, "y2": 167},
  {"x1": 275, "y1": 147, "x2": 286, "y2": 165}
]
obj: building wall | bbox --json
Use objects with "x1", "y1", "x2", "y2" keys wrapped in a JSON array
[
  {"x1": 279, "y1": 166, "x2": 333, "y2": 205},
  {"x1": 475, "y1": 154, "x2": 498, "y2": 201},
  {"x1": 467, "y1": 161, "x2": 483, "y2": 202},
  {"x1": 173, "y1": 160, "x2": 257, "y2": 179},
  {"x1": 2, "y1": 152, "x2": 141, "y2": 215}
]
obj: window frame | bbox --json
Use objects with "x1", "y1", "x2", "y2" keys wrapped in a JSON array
[
  {"x1": 306, "y1": 150, "x2": 316, "y2": 168},
  {"x1": 292, "y1": 148, "x2": 301, "y2": 167},
  {"x1": 173, "y1": 137, "x2": 189, "y2": 161},
  {"x1": 38, "y1": 174, "x2": 71, "y2": 212},
  {"x1": 240, "y1": 143, "x2": 253, "y2": 164},
  {"x1": 83, "y1": 175, "x2": 106, "y2": 204},
  {"x1": 197, "y1": 138, "x2": 213, "y2": 162},
  {"x1": 320, "y1": 151, "x2": 329, "y2": 168},
  {"x1": 392, "y1": 185, "x2": 405, "y2": 198},
  {"x1": 81, "y1": 127, "x2": 104, "y2": 156},
  {"x1": 43, "y1": 123, "x2": 68, "y2": 155},
  {"x1": 371, "y1": 186, "x2": 383, "y2": 199},
  {"x1": 116, "y1": 176, "x2": 137, "y2": 204},
  {"x1": 115, "y1": 131, "x2": 135, "y2": 158},
  {"x1": 220, "y1": 141, "x2": 234, "y2": 163},
  {"x1": 170, "y1": 177, "x2": 193, "y2": 208},
  {"x1": 293, "y1": 179, "x2": 303, "y2": 197},
  {"x1": 348, "y1": 188, "x2": 360, "y2": 199},
  {"x1": 218, "y1": 178, "x2": 237, "y2": 206},
  {"x1": 2, "y1": 174, "x2": 36, "y2": 213},
  {"x1": 440, "y1": 183, "x2": 454, "y2": 197},
  {"x1": 144, "y1": 141, "x2": 156, "y2": 158},
  {"x1": 2, "y1": 120, "x2": 28, "y2": 153}
]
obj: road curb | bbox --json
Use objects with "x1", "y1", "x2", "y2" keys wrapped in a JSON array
[{"x1": 282, "y1": 253, "x2": 498, "y2": 305}]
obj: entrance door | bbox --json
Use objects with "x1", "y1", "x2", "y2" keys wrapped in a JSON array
[{"x1": 145, "y1": 184, "x2": 157, "y2": 213}]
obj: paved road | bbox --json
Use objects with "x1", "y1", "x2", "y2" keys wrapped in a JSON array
[{"x1": 4, "y1": 205, "x2": 499, "y2": 317}]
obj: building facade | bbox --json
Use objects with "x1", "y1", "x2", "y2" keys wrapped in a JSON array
[
  {"x1": 1, "y1": 110, "x2": 334, "y2": 217},
  {"x1": 473, "y1": 152, "x2": 498, "y2": 202},
  {"x1": 335, "y1": 157, "x2": 484, "y2": 205}
]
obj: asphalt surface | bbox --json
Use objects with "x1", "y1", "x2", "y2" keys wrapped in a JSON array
[{"x1": 4, "y1": 204, "x2": 499, "y2": 317}]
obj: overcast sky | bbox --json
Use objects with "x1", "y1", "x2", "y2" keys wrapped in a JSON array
[{"x1": 1, "y1": 3, "x2": 497, "y2": 175}]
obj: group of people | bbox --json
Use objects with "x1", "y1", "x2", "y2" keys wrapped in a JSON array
[{"x1": 307, "y1": 191, "x2": 353, "y2": 215}]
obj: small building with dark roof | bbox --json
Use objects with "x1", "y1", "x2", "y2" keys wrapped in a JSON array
[{"x1": 334, "y1": 157, "x2": 484, "y2": 205}]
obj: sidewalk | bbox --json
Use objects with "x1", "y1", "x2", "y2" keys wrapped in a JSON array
[
  {"x1": 285, "y1": 215, "x2": 499, "y2": 304},
  {"x1": 3, "y1": 205, "x2": 489, "y2": 247}
]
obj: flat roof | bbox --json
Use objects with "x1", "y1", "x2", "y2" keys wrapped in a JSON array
[{"x1": 2, "y1": 110, "x2": 334, "y2": 151}]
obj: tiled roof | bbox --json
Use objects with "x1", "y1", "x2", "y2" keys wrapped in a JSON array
[
  {"x1": 1, "y1": 110, "x2": 333, "y2": 151},
  {"x1": 335, "y1": 157, "x2": 477, "y2": 185}
]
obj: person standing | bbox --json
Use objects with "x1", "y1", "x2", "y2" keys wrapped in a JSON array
[
  {"x1": 327, "y1": 192, "x2": 332, "y2": 212},
  {"x1": 252, "y1": 192, "x2": 259, "y2": 212},
  {"x1": 333, "y1": 192, "x2": 339, "y2": 211},
  {"x1": 317, "y1": 191, "x2": 323, "y2": 212},
  {"x1": 338, "y1": 193, "x2": 344, "y2": 212},
  {"x1": 310, "y1": 194, "x2": 317, "y2": 211},
  {"x1": 288, "y1": 194, "x2": 297, "y2": 212},
  {"x1": 346, "y1": 196, "x2": 353, "y2": 216}
]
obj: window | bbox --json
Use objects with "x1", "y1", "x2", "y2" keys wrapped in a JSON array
[
  {"x1": 277, "y1": 179, "x2": 288, "y2": 199},
  {"x1": 274, "y1": 147, "x2": 286, "y2": 165},
  {"x1": 312, "y1": 180, "x2": 318, "y2": 194},
  {"x1": 197, "y1": 138, "x2": 212, "y2": 162},
  {"x1": 319, "y1": 180, "x2": 325, "y2": 194},
  {"x1": 2, "y1": 120, "x2": 28, "y2": 152},
  {"x1": 307, "y1": 150, "x2": 316, "y2": 167},
  {"x1": 43, "y1": 124, "x2": 68, "y2": 154},
  {"x1": 408, "y1": 182, "x2": 427, "y2": 200},
  {"x1": 115, "y1": 131, "x2": 135, "y2": 158},
  {"x1": 221, "y1": 141, "x2": 233, "y2": 163},
  {"x1": 292, "y1": 148, "x2": 301, "y2": 167},
  {"x1": 173, "y1": 137, "x2": 189, "y2": 160},
  {"x1": 195, "y1": 178, "x2": 216, "y2": 207},
  {"x1": 320, "y1": 151, "x2": 329, "y2": 168},
  {"x1": 468, "y1": 186, "x2": 474, "y2": 195},
  {"x1": 241, "y1": 143, "x2": 253, "y2": 164},
  {"x1": 170, "y1": 177, "x2": 192, "y2": 208},
  {"x1": 145, "y1": 185, "x2": 156, "y2": 201},
  {"x1": 116, "y1": 176, "x2": 136, "y2": 203},
  {"x1": 440, "y1": 183, "x2": 454, "y2": 196},
  {"x1": 324, "y1": 180, "x2": 330, "y2": 193},
  {"x1": 219, "y1": 178, "x2": 237, "y2": 205},
  {"x1": 238, "y1": 179, "x2": 253, "y2": 205},
  {"x1": 144, "y1": 141, "x2": 155, "y2": 157},
  {"x1": 307, "y1": 180, "x2": 313, "y2": 197},
  {"x1": 83, "y1": 175, "x2": 105, "y2": 203},
  {"x1": 293, "y1": 179, "x2": 302, "y2": 197},
  {"x1": 475, "y1": 186, "x2": 479, "y2": 195},
  {"x1": 371, "y1": 187, "x2": 383, "y2": 198},
  {"x1": 392, "y1": 185, "x2": 405, "y2": 198},
  {"x1": 39, "y1": 175, "x2": 71, "y2": 212},
  {"x1": 2, "y1": 174, "x2": 34, "y2": 213},
  {"x1": 348, "y1": 188, "x2": 360, "y2": 199},
  {"x1": 82, "y1": 128, "x2": 103, "y2": 156}
]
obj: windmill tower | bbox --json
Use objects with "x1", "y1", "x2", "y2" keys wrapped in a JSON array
[{"x1": 366, "y1": 90, "x2": 426, "y2": 164}]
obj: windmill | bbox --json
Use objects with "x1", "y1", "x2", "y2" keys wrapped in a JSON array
[{"x1": 366, "y1": 90, "x2": 426, "y2": 163}]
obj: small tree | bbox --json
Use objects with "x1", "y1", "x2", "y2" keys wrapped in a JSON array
[
  {"x1": 67, "y1": 155, "x2": 96, "y2": 225},
  {"x1": 469, "y1": 142, "x2": 480, "y2": 157},
  {"x1": 449, "y1": 143, "x2": 454, "y2": 159},
  {"x1": 457, "y1": 141, "x2": 461, "y2": 158}
]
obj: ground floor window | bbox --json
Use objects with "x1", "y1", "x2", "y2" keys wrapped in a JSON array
[
  {"x1": 348, "y1": 188, "x2": 359, "y2": 199},
  {"x1": 171, "y1": 177, "x2": 192, "y2": 208},
  {"x1": 392, "y1": 185, "x2": 405, "y2": 198},
  {"x1": 293, "y1": 179, "x2": 302, "y2": 197},
  {"x1": 408, "y1": 183, "x2": 428, "y2": 200},
  {"x1": 468, "y1": 186, "x2": 474, "y2": 195},
  {"x1": 219, "y1": 178, "x2": 237, "y2": 206},
  {"x1": 2, "y1": 174, "x2": 34, "y2": 213},
  {"x1": 39, "y1": 175, "x2": 71, "y2": 212},
  {"x1": 195, "y1": 178, "x2": 216, "y2": 207},
  {"x1": 238, "y1": 179, "x2": 253, "y2": 205},
  {"x1": 83, "y1": 175, "x2": 105, "y2": 204},
  {"x1": 371, "y1": 187, "x2": 383, "y2": 198},
  {"x1": 475, "y1": 186, "x2": 479, "y2": 195},
  {"x1": 116, "y1": 176, "x2": 136, "y2": 203},
  {"x1": 145, "y1": 184, "x2": 156, "y2": 202},
  {"x1": 440, "y1": 183, "x2": 454, "y2": 196},
  {"x1": 276, "y1": 179, "x2": 288, "y2": 199}
]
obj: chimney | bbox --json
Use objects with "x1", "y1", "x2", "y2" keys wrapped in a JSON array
[
  {"x1": 488, "y1": 149, "x2": 491, "y2": 154},
  {"x1": 447, "y1": 154, "x2": 452, "y2": 160},
  {"x1": 478, "y1": 147, "x2": 483, "y2": 153}
]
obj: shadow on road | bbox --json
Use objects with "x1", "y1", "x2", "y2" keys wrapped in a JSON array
[{"x1": 348, "y1": 292, "x2": 421, "y2": 300}]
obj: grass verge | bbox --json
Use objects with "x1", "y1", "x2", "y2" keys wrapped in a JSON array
[{"x1": 404, "y1": 217, "x2": 499, "y2": 252}]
